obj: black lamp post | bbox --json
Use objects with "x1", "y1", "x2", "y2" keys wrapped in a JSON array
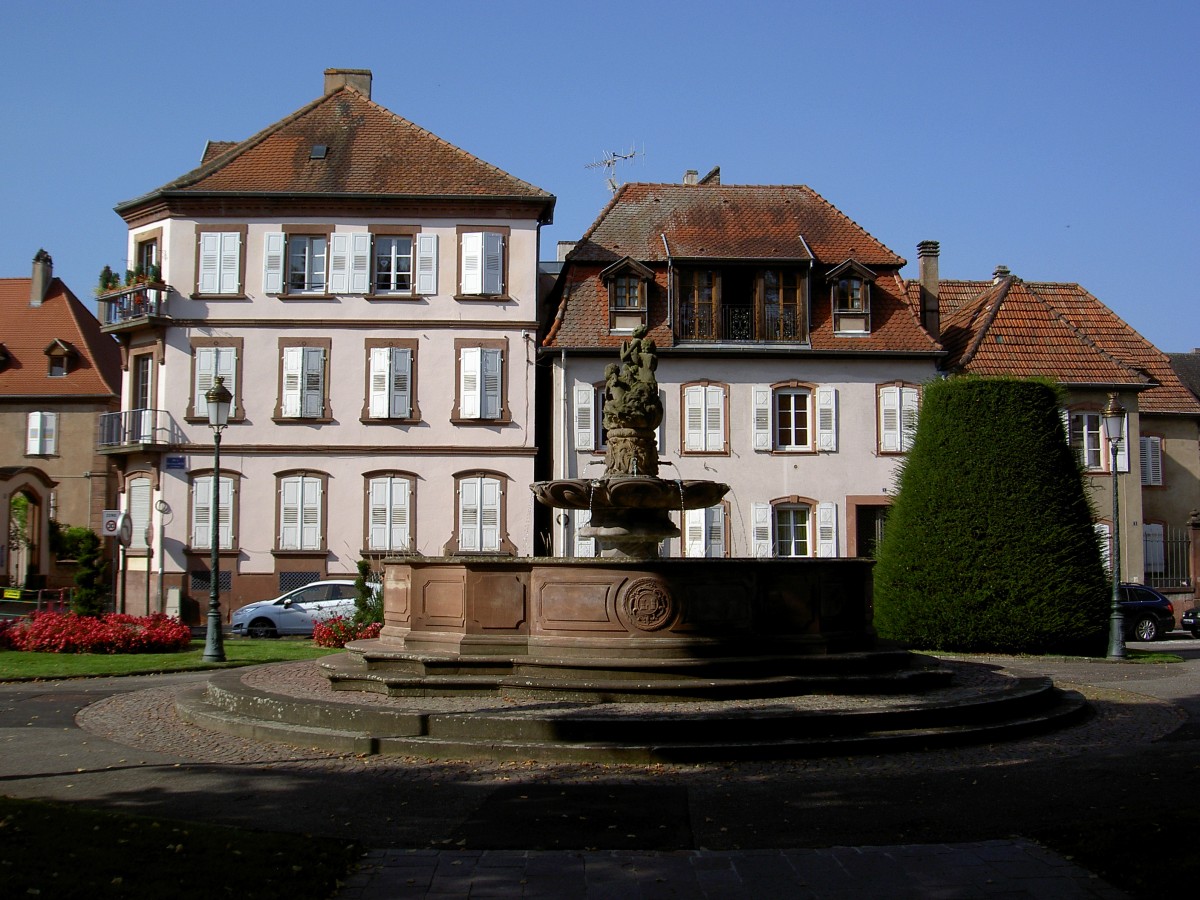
[
  {"x1": 1102, "y1": 393, "x2": 1126, "y2": 660},
  {"x1": 202, "y1": 376, "x2": 232, "y2": 663}
]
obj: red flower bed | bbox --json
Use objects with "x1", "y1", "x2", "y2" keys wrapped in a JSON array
[
  {"x1": 0, "y1": 612, "x2": 192, "y2": 654},
  {"x1": 312, "y1": 616, "x2": 382, "y2": 648}
]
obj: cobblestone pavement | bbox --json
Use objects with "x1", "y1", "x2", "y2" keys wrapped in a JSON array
[{"x1": 5, "y1": 643, "x2": 1200, "y2": 898}]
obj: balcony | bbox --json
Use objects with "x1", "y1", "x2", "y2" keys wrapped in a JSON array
[
  {"x1": 97, "y1": 408, "x2": 174, "y2": 453},
  {"x1": 97, "y1": 282, "x2": 169, "y2": 333},
  {"x1": 677, "y1": 304, "x2": 807, "y2": 343}
]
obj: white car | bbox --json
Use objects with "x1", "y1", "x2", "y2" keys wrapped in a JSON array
[{"x1": 229, "y1": 580, "x2": 376, "y2": 638}]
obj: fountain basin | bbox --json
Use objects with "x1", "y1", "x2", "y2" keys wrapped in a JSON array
[{"x1": 531, "y1": 476, "x2": 730, "y2": 511}]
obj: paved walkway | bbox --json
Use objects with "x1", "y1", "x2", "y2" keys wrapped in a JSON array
[{"x1": 3, "y1": 639, "x2": 1199, "y2": 898}]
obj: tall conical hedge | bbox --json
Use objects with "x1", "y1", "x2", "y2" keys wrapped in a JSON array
[{"x1": 872, "y1": 377, "x2": 1109, "y2": 653}]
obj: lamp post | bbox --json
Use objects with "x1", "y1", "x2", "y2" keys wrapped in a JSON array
[
  {"x1": 1102, "y1": 393, "x2": 1126, "y2": 660},
  {"x1": 202, "y1": 376, "x2": 232, "y2": 663}
]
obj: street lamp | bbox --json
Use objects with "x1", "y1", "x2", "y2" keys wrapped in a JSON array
[
  {"x1": 203, "y1": 376, "x2": 233, "y2": 663},
  {"x1": 1102, "y1": 393, "x2": 1126, "y2": 660}
]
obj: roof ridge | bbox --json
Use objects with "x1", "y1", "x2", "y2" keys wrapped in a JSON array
[{"x1": 956, "y1": 278, "x2": 1013, "y2": 368}]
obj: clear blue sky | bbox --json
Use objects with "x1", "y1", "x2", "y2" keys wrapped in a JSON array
[{"x1": 2, "y1": 0, "x2": 1196, "y2": 351}]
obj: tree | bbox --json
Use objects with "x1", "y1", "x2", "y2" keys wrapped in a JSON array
[
  {"x1": 352, "y1": 559, "x2": 382, "y2": 627},
  {"x1": 872, "y1": 377, "x2": 1110, "y2": 654},
  {"x1": 71, "y1": 531, "x2": 110, "y2": 616}
]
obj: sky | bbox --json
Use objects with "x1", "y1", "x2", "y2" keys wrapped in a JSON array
[{"x1": 2, "y1": 0, "x2": 1196, "y2": 351}]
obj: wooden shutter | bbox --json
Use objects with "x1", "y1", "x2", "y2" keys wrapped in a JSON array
[
  {"x1": 42, "y1": 412, "x2": 57, "y2": 454},
  {"x1": 128, "y1": 478, "x2": 152, "y2": 551},
  {"x1": 302, "y1": 347, "x2": 325, "y2": 418},
  {"x1": 460, "y1": 232, "x2": 483, "y2": 294},
  {"x1": 1114, "y1": 417, "x2": 1129, "y2": 473},
  {"x1": 684, "y1": 508, "x2": 705, "y2": 558},
  {"x1": 481, "y1": 232, "x2": 504, "y2": 295},
  {"x1": 1140, "y1": 436, "x2": 1163, "y2": 486},
  {"x1": 752, "y1": 503, "x2": 773, "y2": 558},
  {"x1": 368, "y1": 478, "x2": 389, "y2": 550},
  {"x1": 369, "y1": 477, "x2": 409, "y2": 551},
  {"x1": 684, "y1": 385, "x2": 704, "y2": 451},
  {"x1": 706, "y1": 505, "x2": 725, "y2": 558},
  {"x1": 217, "y1": 477, "x2": 233, "y2": 549},
  {"x1": 193, "y1": 475, "x2": 212, "y2": 549},
  {"x1": 816, "y1": 387, "x2": 838, "y2": 451},
  {"x1": 460, "y1": 347, "x2": 481, "y2": 418},
  {"x1": 1094, "y1": 522, "x2": 1112, "y2": 570},
  {"x1": 481, "y1": 349, "x2": 502, "y2": 419},
  {"x1": 390, "y1": 478, "x2": 410, "y2": 550},
  {"x1": 218, "y1": 232, "x2": 240, "y2": 294},
  {"x1": 328, "y1": 233, "x2": 351, "y2": 293},
  {"x1": 391, "y1": 348, "x2": 412, "y2": 418},
  {"x1": 195, "y1": 348, "x2": 216, "y2": 417},
  {"x1": 281, "y1": 347, "x2": 303, "y2": 417},
  {"x1": 300, "y1": 478, "x2": 321, "y2": 549},
  {"x1": 459, "y1": 477, "x2": 480, "y2": 551},
  {"x1": 900, "y1": 387, "x2": 919, "y2": 451},
  {"x1": 198, "y1": 232, "x2": 221, "y2": 294},
  {"x1": 350, "y1": 232, "x2": 371, "y2": 294},
  {"x1": 368, "y1": 347, "x2": 390, "y2": 418},
  {"x1": 816, "y1": 501, "x2": 837, "y2": 557},
  {"x1": 25, "y1": 412, "x2": 42, "y2": 454},
  {"x1": 879, "y1": 386, "x2": 900, "y2": 452},
  {"x1": 574, "y1": 384, "x2": 595, "y2": 450},
  {"x1": 574, "y1": 509, "x2": 595, "y2": 558},
  {"x1": 705, "y1": 385, "x2": 724, "y2": 451},
  {"x1": 416, "y1": 233, "x2": 438, "y2": 294},
  {"x1": 480, "y1": 478, "x2": 501, "y2": 551},
  {"x1": 1143, "y1": 522, "x2": 1165, "y2": 574},
  {"x1": 752, "y1": 385, "x2": 771, "y2": 451},
  {"x1": 262, "y1": 232, "x2": 285, "y2": 294}
]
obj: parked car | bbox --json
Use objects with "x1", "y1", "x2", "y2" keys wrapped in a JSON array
[
  {"x1": 1119, "y1": 583, "x2": 1175, "y2": 642},
  {"x1": 229, "y1": 580, "x2": 378, "y2": 638},
  {"x1": 1181, "y1": 605, "x2": 1200, "y2": 638}
]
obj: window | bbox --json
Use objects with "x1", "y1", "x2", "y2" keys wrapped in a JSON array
[
  {"x1": 48, "y1": 356, "x2": 67, "y2": 377},
  {"x1": 761, "y1": 269, "x2": 805, "y2": 340},
  {"x1": 752, "y1": 500, "x2": 837, "y2": 558},
  {"x1": 456, "y1": 474, "x2": 503, "y2": 553},
  {"x1": 25, "y1": 412, "x2": 57, "y2": 455},
  {"x1": 137, "y1": 236, "x2": 159, "y2": 278},
  {"x1": 365, "y1": 342, "x2": 417, "y2": 420},
  {"x1": 827, "y1": 260, "x2": 875, "y2": 334},
  {"x1": 196, "y1": 228, "x2": 244, "y2": 295},
  {"x1": 279, "y1": 344, "x2": 328, "y2": 419},
  {"x1": 1140, "y1": 435, "x2": 1163, "y2": 486},
  {"x1": 44, "y1": 340, "x2": 74, "y2": 377},
  {"x1": 682, "y1": 383, "x2": 727, "y2": 453},
  {"x1": 1068, "y1": 409, "x2": 1127, "y2": 472},
  {"x1": 1143, "y1": 523, "x2": 1165, "y2": 580},
  {"x1": 191, "y1": 473, "x2": 233, "y2": 550},
  {"x1": 262, "y1": 230, "x2": 333, "y2": 295},
  {"x1": 367, "y1": 474, "x2": 413, "y2": 552},
  {"x1": 459, "y1": 230, "x2": 505, "y2": 296},
  {"x1": 374, "y1": 236, "x2": 413, "y2": 294},
  {"x1": 192, "y1": 343, "x2": 239, "y2": 420},
  {"x1": 600, "y1": 258, "x2": 653, "y2": 331},
  {"x1": 278, "y1": 474, "x2": 324, "y2": 550},
  {"x1": 684, "y1": 505, "x2": 726, "y2": 558},
  {"x1": 878, "y1": 384, "x2": 919, "y2": 453},
  {"x1": 754, "y1": 384, "x2": 836, "y2": 452},
  {"x1": 127, "y1": 476, "x2": 152, "y2": 552},
  {"x1": 678, "y1": 269, "x2": 718, "y2": 340},
  {"x1": 455, "y1": 342, "x2": 505, "y2": 421},
  {"x1": 774, "y1": 505, "x2": 810, "y2": 558},
  {"x1": 288, "y1": 236, "x2": 327, "y2": 293}
]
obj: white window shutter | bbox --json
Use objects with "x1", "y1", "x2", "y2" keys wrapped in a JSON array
[
  {"x1": 416, "y1": 233, "x2": 438, "y2": 294},
  {"x1": 752, "y1": 503, "x2": 773, "y2": 558},
  {"x1": 574, "y1": 509, "x2": 595, "y2": 558},
  {"x1": 481, "y1": 232, "x2": 504, "y2": 295},
  {"x1": 128, "y1": 478, "x2": 152, "y2": 551},
  {"x1": 1115, "y1": 417, "x2": 1129, "y2": 473},
  {"x1": 1094, "y1": 522, "x2": 1112, "y2": 570},
  {"x1": 302, "y1": 348, "x2": 325, "y2": 418},
  {"x1": 1140, "y1": 436, "x2": 1163, "y2": 486},
  {"x1": 390, "y1": 478, "x2": 410, "y2": 550},
  {"x1": 460, "y1": 347, "x2": 481, "y2": 418},
  {"x1": 282, "y1": 347, "x2": 303, "y2": 417},
  {"x1": 42, "y1": 412, "x2": 57, "y2": 454},
  {"x1": 193, "y1": 476, "x2": 212, "y2": 550},
  {"x1": 350, "y1": 233, "x2": 371, "y2": 294},
  {"x1": 263, "y1": 232, "x2": 285, "y2": 294},
  {"x1": 219, "y1": 232, "x2": 240, "y2": 294},
  {"x1": 391, "y1": 348, "x2": 412, "y2": 418},
  {"x1": 816, "y1": 501, "x2": 837, "y2": 557},
  {"x1": 879, "y1": 386, "x2": 900, "y2": 452},
  {"x1": 753, "y1": 385, "x2": 771, "y2": 451},
  {"x1": 900, "y1": 388, "x2": 919, "y2": 451},
  {"x1": 195, "y1": 348, "x2": 216, "y2": 418},
  {"x1": 707, "y1": 505, "x2": 725, "y2": 558},
  {"x1": 705, "y1": 385, "x2": 724, "y2": 452},
  {"x1": 300, "y1": 479, "x2": 321, "y2": 549},
  {"x1": 684, "y1": 508, "x2": 705, "y2": 558},
  {"x1": 459, "y1": 478, "x2": 480, "y2": 551},
  {"x1": 368, "y1": 347, "x2": 390, "y2": 418},
  {"x1": 481, "y1": 349, "x2": 502, "y2": 418},
  {"x1": 816, "y1": 387, "x2": 838, "y2": 452},
  {"x1": 684, "y1": 385, "x2": 704, "y2": 451},
  {"x1": 328, "y1": 233, "x2": 351, "y2": 293},
  {"x1": 461, "y1": 232, "x2": 483, "y2": 294},
  {"x1": 480, "y1": 478, "x2": 501, "y2": 551},
  {"x1": 368, "y1": 478, "x2": 389, "y2": 550},
  {"x1": 279, "y1": 478, "x2": 299, "y2": 549},
  {"x1": 198, "y1": 232, "x2": 221, "y2": 294},
  {"x1": 25, "y1": 412, "x2": 42, "y2": 454},
  {"x1": 574, "y1": 384, "x2": 595, "y2": 450},
  {"x1": 217, "y1": 477, "x2": 233, "y2": 549}
]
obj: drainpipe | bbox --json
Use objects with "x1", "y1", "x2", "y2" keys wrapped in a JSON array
[
  {"x1": 559, "y1": 348, "x2": 568, "y2": 556},
  {"x1": 661, "y1": 234, "x2": 673, "y2": 332}
]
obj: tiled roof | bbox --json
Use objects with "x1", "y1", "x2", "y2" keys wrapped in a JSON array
[
  {"x1": 0, "y1": 277, "x2": 121, "y2": 397},
  {"x1": 932, "y1": 278, "x2": 1200, "y2": 415},
  {"x1": 117, "y1": 83, "x2": 553, "y2": 212},
  {"x1": 568, "y1": 183, "x2": 904, "y2": 267},
  {"x1": 1167, "y1": 352, "x2": 1200, "y2": 401}
]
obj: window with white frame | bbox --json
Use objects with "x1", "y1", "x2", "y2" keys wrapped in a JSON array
[
  {"x1": 373, "y1": 236, "x2": 413, "y2": 294},
  {"x1": 263, "y1": 232, "x2": 331, "y2": 295},
  {"x1": 457, "y1": 345, "x2": 503, "y2": 420},
  {"x1": 684, "y1": 505, "x2": 726, "y2": 558},
  {"x1": 878, "y1": 384, "x2": 919, "y2": 453},
  {"x1": 192, "y1": 474, "x2": 233, "y2": 550},
  {"x1": 1140, "y1": 435, "x2": 1163, "y2": 486},
  {"x1": 25, "y1": 411, "x2": 57, "y2": 456},
  {"x1": 127, "y1": 476, "x2": 152, "y2": 552},
  {"x1": 194, "y1": 345, "x2": 237, "y2": 420},
  {"x1": 279, "y1": 474, "x2": 323, "y2": 550},
  {"x1": 197, "y1": 230, "x2": 243, "y2": 295},
  {"x1": 459, "y1": 231, "x2": 505, "y2": 295},
  {"x1": 753, "y1": 385, "x2": 836, "y2": 452},
  {"x1": 752, "y1": 500, "x2": 837, "y2": 558},
  {"x1": 774, "y1": 504, "x2": 810, "y2": 558},
  {"x1": 281, "y1": 346, "x2": 327, "y2": 419},
  {"x1": 367, "y1": 475, "x2": 412, "y2": 552},
  {"x1": 288, "y1": 236, "x2": 327, "y2": 294},
  {"x1": 682, "y1": 383, "x2": 727, "y2": 453},
  {"x1": 1069, "y1": 410, "x2": 1128, "y2": 472},
  {"x1": 457, "y1": 475, "x2": 502, "y2": 552},
  {"x1": 368, "y1": 346, "x2": 413, "y2": 419}
]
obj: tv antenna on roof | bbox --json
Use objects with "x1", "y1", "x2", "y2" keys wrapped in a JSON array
[{"x1": 586, "y1": 145, "x2": 644, "y2": 194}]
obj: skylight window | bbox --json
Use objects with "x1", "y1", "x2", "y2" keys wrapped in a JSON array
[{"x1": 310, "y1": 145, "x2": 328, "y2": 160}]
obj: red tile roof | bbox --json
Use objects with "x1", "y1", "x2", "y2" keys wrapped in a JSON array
[
  {"x1": 931, "y1": 278, "x2": 1200, "y2": 415},
  {"x1": 117, "y1": 83, "x2": 553, "y2": 214},
  {"x1": 0, "y1": 277, "x2": 121, "y2": 397}
]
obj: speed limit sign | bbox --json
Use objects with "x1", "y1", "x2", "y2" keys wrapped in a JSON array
[{"x1": 102, "y1": 510, "x2": 132, "y2": 545}]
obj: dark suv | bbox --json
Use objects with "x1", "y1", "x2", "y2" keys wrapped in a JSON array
[{"x1": 1119, "y1": 583, "x2": 1176, "y2": 642}]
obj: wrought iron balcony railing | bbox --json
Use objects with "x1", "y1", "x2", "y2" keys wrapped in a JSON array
[
  {"x1": 677, "y1": 305, "x2": 807, "y2": 343},
  {"x1": 96, "y1": 283, "x2": 168, "y2": 327},
  {"x1": 97, "y1": 408, "x2": 173, "y2": 451}
]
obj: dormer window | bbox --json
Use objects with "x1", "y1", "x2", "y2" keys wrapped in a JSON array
[
  {"x1": 44, "y1": 339, "x2": 76, "y2": 377},
  {"x1": 600, "y1": 257, "x2": 653, "y2": 332},
  {"x1": 826, "y1": 259, "x2": 875, "y2": 334}
]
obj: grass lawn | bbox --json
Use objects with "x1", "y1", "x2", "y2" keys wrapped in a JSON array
[
  {"x1": 0, "y1": 795, "x2": 361, "y2": 899},
  {"x1": 0, "y1": 638, "x2": 341, "y2": 681}
]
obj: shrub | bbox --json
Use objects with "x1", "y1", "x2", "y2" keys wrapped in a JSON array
[
  {"x1": 0, "y1": 612, "x2": 191, "y2": 654},
  {"x1": 71, "y1": 531, "x2": 110, "y2": 616},
  {"x1": 312, "y1": 616, "x2": 382, "y2": 649},
  {"x1": 352, "y1": 559, "x2": 383, "y2": 627},
  {"x1": 872, "y1": 377, "x2": 1110, "y2": 654}
]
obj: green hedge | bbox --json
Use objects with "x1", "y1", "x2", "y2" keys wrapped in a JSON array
[{"x1": 873, "y1": 377, "x2": 1109, "y2": 653}]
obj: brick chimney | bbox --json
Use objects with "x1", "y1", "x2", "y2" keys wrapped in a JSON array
[
  {"x1": 324, "y1": 68, "x2": 372, "y2": 99},
  {"x1": 30, "y1": 249, "x2": 52, "y2": 308},
  {"x1": 917, "y1": 240, "x2": 940, "y2": 337}
]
